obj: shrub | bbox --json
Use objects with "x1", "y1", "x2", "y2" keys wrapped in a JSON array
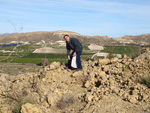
[
  {"x1": 106, "y1": 46, "x2": 116, "y2": 59},
  {"x1": 12, "y1": 102, "x2": 22, "y2": 113},
  {"x1": 141, "y1": 74, "x2": 150, "y2": 88},
  {"x1": 12, "y1": 97, "x2": 35, "y2": 113},
  {"x1": 40, "y1": 58, "x2": 49, "y2": 66}
]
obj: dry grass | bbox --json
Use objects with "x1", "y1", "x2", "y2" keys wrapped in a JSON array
[{"x1": 57, "y1": 93, "x2": 74, "y2": 109}]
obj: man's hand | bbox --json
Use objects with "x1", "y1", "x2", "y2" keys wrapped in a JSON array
[
  {"x1": 68, "y1": 55, "x2": 70, "y2": 60},
  {"x1": 73, "y1": 52, "x2": 76, "y2": 56}
]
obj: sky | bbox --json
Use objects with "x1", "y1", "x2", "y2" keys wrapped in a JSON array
[{"x1": 0, "y1": 0, "x2": 150, "y2": 38}]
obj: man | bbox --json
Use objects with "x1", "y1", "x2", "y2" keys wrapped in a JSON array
[{"x1": 64, "y1": 34, "x2": 83, "y2": 71}]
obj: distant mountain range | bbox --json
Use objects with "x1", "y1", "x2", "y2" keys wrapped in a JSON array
[
  {"x1": 0, "y1": 33, "x2": 15, "y2": 36},
  {"x1": 0, "y1": 31, "x2": 150, "y2": 45}
]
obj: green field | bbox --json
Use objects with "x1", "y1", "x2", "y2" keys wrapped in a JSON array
[
  {"x1": 101, "y1": 46, "x2": 141, "y2": 58},
  {"x1": 0, "y1": 52, "x2": 94, "y2": 64},
  {"x1": 0, "y1": 44, "x2": 143, "y2": 64},
  {"x1": 0, "y1": 57, "x2": 68, "y2": 64}
]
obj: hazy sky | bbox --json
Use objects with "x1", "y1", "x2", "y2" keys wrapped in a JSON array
[{"x1": 0, "y1": 0, "x2": 150, "y2": 37}]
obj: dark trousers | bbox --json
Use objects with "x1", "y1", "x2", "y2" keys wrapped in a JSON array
[{"x1": 68, "y1": 51, "x2": 82, "y2": 69}]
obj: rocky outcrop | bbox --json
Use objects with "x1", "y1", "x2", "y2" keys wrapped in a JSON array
[
  {"x1": 0, "y1": 53, "x2": 150, "y2": 113},
  {"x1": 114, "y1": 34, "x2": 150, "y2": 45}
]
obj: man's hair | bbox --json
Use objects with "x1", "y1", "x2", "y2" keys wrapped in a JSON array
[{"x1": 63, "y1": 34, "x2": 69, "y2": 39}]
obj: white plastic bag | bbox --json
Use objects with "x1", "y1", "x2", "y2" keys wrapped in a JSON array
[{"x1": 71, "y1": 55, "x2": 77, "y2": 68}]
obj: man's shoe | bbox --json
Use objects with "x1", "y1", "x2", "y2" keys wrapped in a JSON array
[
  {"x1": 76, "y1": 68, "x2": 82, "y2": 71},
  {"x1": 64, "y1": 67, "x2": 71, "y2": 69}
]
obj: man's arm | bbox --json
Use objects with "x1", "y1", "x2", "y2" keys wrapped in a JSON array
[
  {"x1": 66, "y1": 43, "x2": 71, "y2": 60},
  {"x1": 67, "y1": 49, "x2": 70, "y2": 55},
  {"x1": 67, "y1": 49, "x2": 71, "y2": 60}
]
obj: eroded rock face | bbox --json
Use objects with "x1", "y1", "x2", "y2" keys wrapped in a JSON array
[{"x1": 0, "y1": 52, "x2": 150, "y2": 113}]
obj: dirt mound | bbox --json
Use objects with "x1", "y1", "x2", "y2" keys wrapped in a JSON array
[
  {"x1": 0, "y1": 53, "x2": 150, "y2": 113},
  {"x1": 88, "y1": 44, "x2": 104, "y2": 50},
  {"x1": 33, "y1": 47, "x2": 57, "y2": 53},
  {"x1": 33, "y1": 47, "x2": 65, "y2": 53}
]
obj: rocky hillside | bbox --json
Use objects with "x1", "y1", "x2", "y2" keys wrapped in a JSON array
[
  {"x1": 0, "y1": 52, "x2": 150, "y2": 113},
  {"x1": 114, "y1": 34, "x2": 150, "y2": 45},
  {"x1": 1, "y1": 31, "x2": 150, "y2": 45},
  {"x1": 0, "y1": 31, "x2": 117, "y2": 45}
]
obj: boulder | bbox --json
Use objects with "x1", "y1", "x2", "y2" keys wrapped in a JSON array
[
  {"x1": 49, "y1": 62, "x2": 61, "y2": 70},
  {"x1": 21, "y1": 103, "x2": 42, "y2": 113},
  {"x1": 72, "y1": 71, "x2": 83, "y2": 77},
  {"x1": 98, "y1": 59, "x2": 110, "y2": 65},
  {"x1": 84, "y1": 81, "x2": 91, "y2": 88},
  {"x1": 99, "y1": 71, "x2": 106, "y2": 77}
]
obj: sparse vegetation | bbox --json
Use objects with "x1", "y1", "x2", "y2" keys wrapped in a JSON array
[
  {"x1": 12, "y1": 103, "x2": 22, "y2": 113},
  {"x1": 101, "y1": 45, "x2": 141, "y2": 58},
  {"x1": 82, "y1": 44, "x2": 90, "y2": 50},
  {"x1": 141, "y1": 74, "x2": 150, "y2": 88},
  {"x1": 12, "y1": 97, "x2": 35, "y2": 113},
  {"x1": 106, "y1": 46, "x2": 116, "y2": 59}
]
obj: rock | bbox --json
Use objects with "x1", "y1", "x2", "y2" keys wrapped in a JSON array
[
  {"x1": 51, "y1": 62, "x2": 61, "y2": 67},
  {"x1": 82, "y1": 63, "x2": 88, "y2": 70},
  {"x1": 21, "y1": 103, "x2": 42, "y2": 113},
  {"x1": 49, "y1": 62, "x2": 61, "y2": 70},
  {"x1": 0, "y1": 104, "x2": 12, "y2": 113},
  {"x1": 123, "y1": 54, "x2": 127, "y2": 59},
  {"x1": 85, "y1": 93, "x2": 94, "y2": 102},
  {"x1": 99, "y1": 71, "x2": 106, "y2": 77},
  {"x1": 115, "y1": 62, "x2": 123, "y2": 68},
  {"x1": 72, "y1": 71, "x2": 83, "y2": 77},
  {"x1": 49, "y1": 64, "x2": 56, "y2": 70},
  {"x1": 84, "y1": 81, "x2": 91, "y2": 88},
  {"x1": 98, "y1": 59, "x2": 110, "y2": 65},
  {"x1": 111, "y1": 86, "x2": 119, "y2": 94},
  {"x1": 47, "y1": 93, "x2": 57, "y2": 106},
  {"x1": 142, "y1": 94, "x2": 149, "y2": 101},
  {"x1": 110, "y1": 57, "x2": 119, "y2": 63},
  {"x1": 87, "y1": 95, "x2": 93, "y2": 102},
  {"x1": 128, "y1": 95, "x2": 138, "y2": 104},
  {"x1": 101, "y1": 76, "x2": 107, "y2": 83},
  {"x1": 128, "y1": 64, "x2": 134, "y2": 71}
]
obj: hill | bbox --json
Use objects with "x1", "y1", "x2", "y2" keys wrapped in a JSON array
[
  {"x1": 0, "y1": 33, "x2": 15, "y2": 36},
  {"x1": 0, "y1": 31, "x2": 116, "y2": 45},
  {"x1": 1, "y1": 31, "x2": 150, "y2": 46},
  {"x1": 114, "y1": 34, "x2": 150, "y2": 45}
]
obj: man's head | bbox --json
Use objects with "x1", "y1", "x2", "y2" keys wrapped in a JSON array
[{"x1": 64, "y1": 34, "x2": 70, "y2": 42}]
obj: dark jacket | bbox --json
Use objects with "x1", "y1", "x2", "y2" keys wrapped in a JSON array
[{"x1": 66, "y1": 38, "x2": 82, "y2": 55}]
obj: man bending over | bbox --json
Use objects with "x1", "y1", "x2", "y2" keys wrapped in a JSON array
[{"x1": 64, "y1": 34, "x2": 83, "y2": 71}]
